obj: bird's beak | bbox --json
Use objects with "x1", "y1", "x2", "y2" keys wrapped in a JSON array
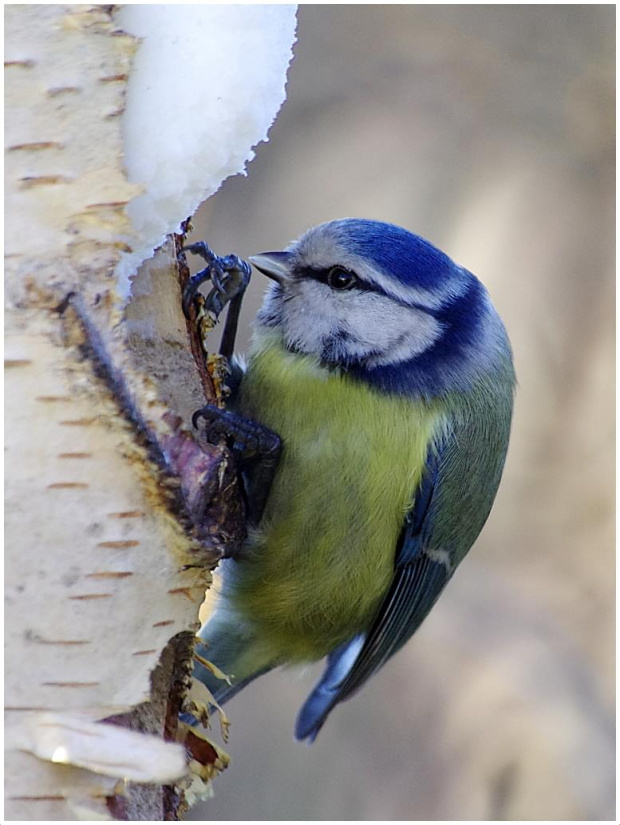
[{"x1": 248, "y1": 251, "x2": 293, "y2": 285}]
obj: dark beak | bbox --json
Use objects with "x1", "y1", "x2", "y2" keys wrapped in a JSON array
[{"x1": 248, "y1": 251, "x2": 293, "y2": 285}]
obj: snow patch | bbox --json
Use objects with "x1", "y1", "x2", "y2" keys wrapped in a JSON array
[{"x1": 115, "y1": 5, "x2": 297, "y2": 294}]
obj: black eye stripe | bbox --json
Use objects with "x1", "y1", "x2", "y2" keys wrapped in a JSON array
[
  {"x1": 291, "y1": 265, "x2": 442, "y2": 315},
  {"x1": 296, "y1": 266, "x2": 372, "y2": 292}
]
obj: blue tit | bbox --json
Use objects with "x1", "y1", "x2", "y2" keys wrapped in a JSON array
[{"x1": 191, "y1": 218, "x2": 515, "y2": 742}]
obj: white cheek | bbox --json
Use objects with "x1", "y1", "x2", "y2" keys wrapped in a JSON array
[
  {"x1": 280, "y1": 282, "x2": 443, "y2": 364},
  {"x1": 345, "y1": 294, "x2": 443, "y2": 364},
  {"x1": 280, "y1": 281, "x2": 337, "y2": 354}
]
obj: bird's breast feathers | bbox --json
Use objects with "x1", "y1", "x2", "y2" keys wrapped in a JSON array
[{"x1": 230, "y1": 329, "x2": 450, "y2": 660}]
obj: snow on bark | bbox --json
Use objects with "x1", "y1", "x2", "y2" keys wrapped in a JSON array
[{"x1": 115, "y1": 5, "x2": 297, "y2": 292}]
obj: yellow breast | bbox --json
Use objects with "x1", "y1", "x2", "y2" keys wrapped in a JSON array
[{"x1": 229, "y1": 329, "x2": 445, "y2": 662}]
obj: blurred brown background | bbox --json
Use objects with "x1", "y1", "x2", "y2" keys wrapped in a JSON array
[{"x1": 187, "y1": 6, "x2": 615, "y2": 821}]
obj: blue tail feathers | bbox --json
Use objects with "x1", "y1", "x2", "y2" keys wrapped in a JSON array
[
  {"x1": 295, "y1": 635, "x2": 365, "y2": 742},
  {"x1": 192, "y1": 609, "x2": 366, "y2": 743}
]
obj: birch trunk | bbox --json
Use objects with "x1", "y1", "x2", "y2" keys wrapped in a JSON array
[{"x1": 5, "y1": 6, "x2": 241, "y2": 819}]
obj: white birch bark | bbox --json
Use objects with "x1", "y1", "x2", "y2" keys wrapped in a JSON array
[{"x1": 5, "y1": 6, "x2": 239, "y2": 819}]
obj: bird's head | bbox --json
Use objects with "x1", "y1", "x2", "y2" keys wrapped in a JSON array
[{"x1": 250, "y1": 219, "x2": 510, "y2": 398}]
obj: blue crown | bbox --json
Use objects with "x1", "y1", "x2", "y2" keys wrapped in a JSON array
[{"x1": 331, "y1": 219, "x2": 459, "y2": 292}]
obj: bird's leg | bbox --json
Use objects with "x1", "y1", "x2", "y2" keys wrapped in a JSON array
[
  {"x1": 181, "y1": 241, "x2": 251, "y2": 359},
  {"x1": 192, "y1": 406, "x2": 282, "y2": 526},
  {"x1": 183, "y1": 242, "x2": 277, "y2": 522}
]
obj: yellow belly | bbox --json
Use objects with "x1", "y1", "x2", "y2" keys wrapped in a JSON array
[{"x1": 228, "y1": 330, "x2": 445, "y2": 662}]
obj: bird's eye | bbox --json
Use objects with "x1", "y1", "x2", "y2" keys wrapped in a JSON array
[{"x1": 327, "y1": 267, "x2": 357, "y2": 290}]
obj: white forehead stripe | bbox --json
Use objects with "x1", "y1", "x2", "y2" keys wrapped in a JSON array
[{"x1": 292, "y1": 227, "x2": 468, "y2": 310}]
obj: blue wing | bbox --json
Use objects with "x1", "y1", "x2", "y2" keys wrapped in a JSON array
[{"x1": 295, "y1": 445, "x2": 450, "y2": 742}]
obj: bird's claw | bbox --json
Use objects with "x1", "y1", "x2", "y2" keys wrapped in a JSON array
[
  {"x1": 182, "y1": 241, "x2": 217, "y2": 265},
  {"x1": 192, "y1": 405, "x2": 281, "y2": 459},
  {"x1": 181, "y1": 242, "x2": 251, "y2": 320}
]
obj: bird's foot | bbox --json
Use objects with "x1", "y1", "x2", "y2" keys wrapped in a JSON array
[
  {"x1": 192, "y1": 406, "x2": 281, "y2": 461},
  {"x1": 192, "y1": 406, "x2": 281, "y2": 525},
  {"x1": 181, "y1": 241, "x2": 251, "y2": 320}
]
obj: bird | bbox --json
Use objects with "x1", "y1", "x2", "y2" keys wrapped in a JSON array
[{"x1": 187, "y1": 218, "x2": 515, "y2": 742}]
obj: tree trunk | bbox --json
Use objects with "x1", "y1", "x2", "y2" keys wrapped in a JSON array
[{"x1": 5, "y1": 6, "x2": 242, "y2": 819}]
